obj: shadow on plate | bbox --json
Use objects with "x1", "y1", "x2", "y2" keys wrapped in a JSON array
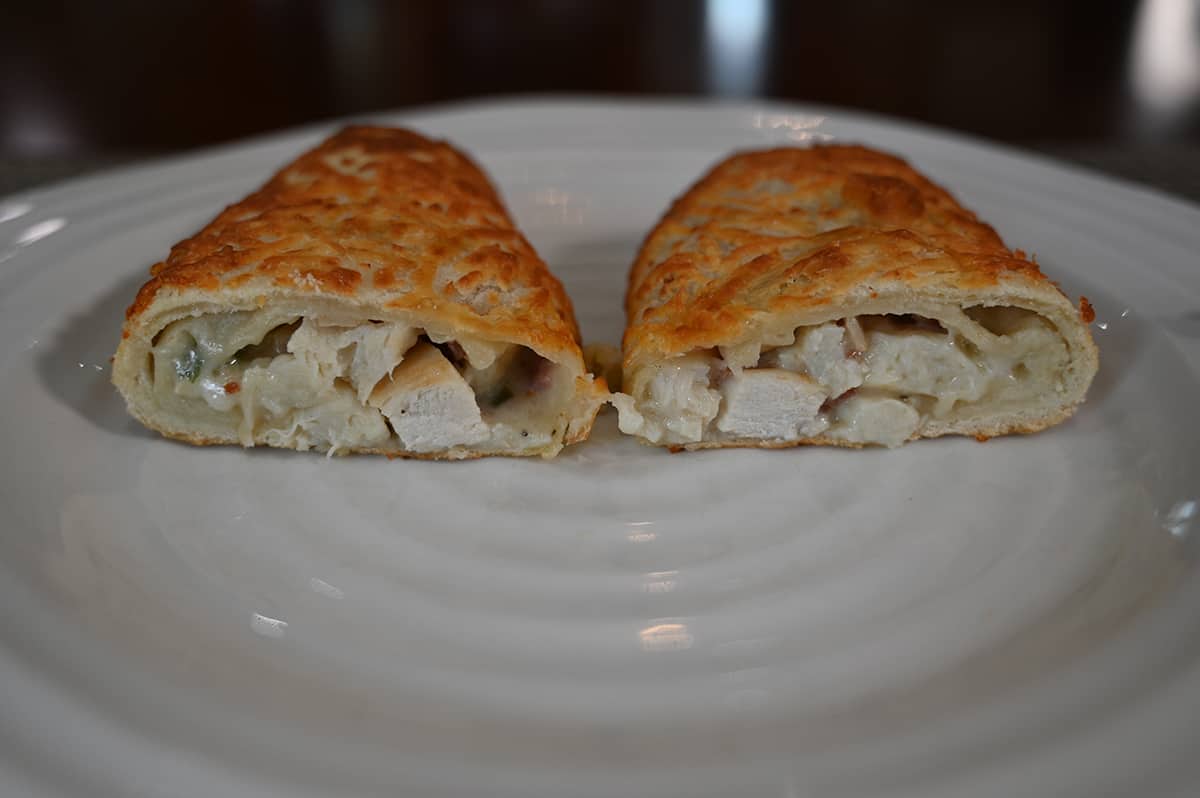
[
  {"x1": 35, "y1": 266, "x2": 157, "y2": 440},
  {"x1": 1162, "y1": 309, "x2": 1200, "y2": 339}
]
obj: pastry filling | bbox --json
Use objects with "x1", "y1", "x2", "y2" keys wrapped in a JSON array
[
  {"x1": 613, "y1": 308, "x2": 1070, "y2": 447},
  {"x1": 147, "y1": 311, "x2": 573, "y2": 454}
]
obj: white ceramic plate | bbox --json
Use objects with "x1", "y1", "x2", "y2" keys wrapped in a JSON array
[{"x1": 2, "y1": 99, "x2": 1200, "y2": 798}]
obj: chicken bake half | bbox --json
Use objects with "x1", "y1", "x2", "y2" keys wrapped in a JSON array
[
  {"x1": 613, "y1": 145, "x2": 1099, "y2": 450},
  {"x1": 112, "y1": 126, "x2": 606, "y2": 458}
]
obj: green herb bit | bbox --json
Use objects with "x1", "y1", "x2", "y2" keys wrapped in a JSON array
[{"x1": 174, "y1": 347, "x2": 203, "y2": 382}]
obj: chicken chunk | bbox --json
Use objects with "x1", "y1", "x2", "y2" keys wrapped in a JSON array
[
  {"x1": 257, "y1": 384, "x2": 392, "y2": 452},
  {"x1": 287, "y1": 319, "x2": 418, "y2": 402},
  {"x1": 831, "y1": 394, "x2": 920, "y2": 448},
  {"x1": 238, "y1": 353, "x2": 390, "y2": 451},
  {"x1": 368, "y1": 342, "x2": 489, "y2": 452},
  {"x1": 714, "y1": 368, "x2": 830, "y2": 440},
  {"x1": 615, "y1": 353, "x2": 722, "y2": 444},
  {"x1": 862, "y1": 327, "x2": 985, "y2": 415},
  {"x1": 763, "y1": 322, "x2": 864, "y2": 398}
]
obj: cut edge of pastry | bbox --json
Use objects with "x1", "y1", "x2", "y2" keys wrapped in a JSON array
[
  {"x1": 113, "y1": 297, "x2": 608, "y2": 460},
  {"x1": 612, "y1": 290, "x2": 1099, "y2": 450}
]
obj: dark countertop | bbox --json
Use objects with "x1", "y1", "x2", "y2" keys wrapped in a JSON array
[{"x1": 5, "y1": 2, "x2": 1198, "y2": 207}]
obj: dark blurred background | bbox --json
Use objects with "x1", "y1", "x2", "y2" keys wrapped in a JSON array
[{"x1": 3, "y1": 0, "x2": 1199, "y2": 198}]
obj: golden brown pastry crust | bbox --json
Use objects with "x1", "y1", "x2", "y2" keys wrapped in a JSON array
[
  {"x1": 114, "y1": 126, "x2": 605, "y2": 457},
  {"x1": 129, "y1": 126, "x2": 583, "y2": 361},
  {"x1": 622, "y1": 144, "x2": 1099, "y2": 448}
]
